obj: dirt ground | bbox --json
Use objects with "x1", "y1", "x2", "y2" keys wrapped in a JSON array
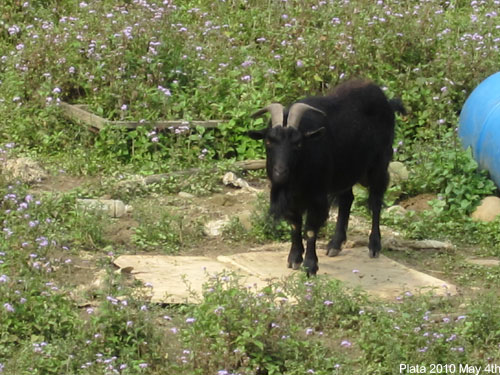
[
  {"x1": 399, "y1": 193, "x2": 437, "y2": 211},
  {"x1": 31, "y1": 172, "x2": 439, "y2": 262},
  {"x1": 34, "y1": 173, "x2": 269, "y2": 262},
  {"x1": 32, "y1": 172, "x2": 462, "y2": 304}
]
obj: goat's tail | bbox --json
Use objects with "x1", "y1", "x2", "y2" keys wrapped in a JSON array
[{"x1": 389, "y1": 98, "x2": 406, "y2": 116}]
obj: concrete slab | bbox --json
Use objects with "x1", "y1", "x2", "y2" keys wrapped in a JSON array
[
  {"x1": 219, "y1": 247, "x2": 457, "y2": 299},
  {"x1": 113, "y1": 255, "x2": 264, "y2": 303},
  {"x1": 114, "y1": 247, "x2": 457, "y2": 304}
]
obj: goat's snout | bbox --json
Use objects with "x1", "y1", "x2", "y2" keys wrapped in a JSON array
[{"x1": 272, "y1": 164, "x2": 289, "y2": 183}]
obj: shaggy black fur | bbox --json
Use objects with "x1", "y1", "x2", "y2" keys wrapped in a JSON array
[{"x1": 248, "y1": 79, "x2": 405, "y2": 275}]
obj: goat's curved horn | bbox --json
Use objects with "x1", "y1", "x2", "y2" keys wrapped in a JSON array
[
  {"x1": 287, "y1": 103, "x2": 326, "y2": 129},
  {"x1": 251, "y1": 103, "x2": 284, "y2": 127}
]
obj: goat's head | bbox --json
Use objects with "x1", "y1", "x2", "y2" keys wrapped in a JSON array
[{"x1": 248, "y1": 102, "x2": 326, "y2": 185}]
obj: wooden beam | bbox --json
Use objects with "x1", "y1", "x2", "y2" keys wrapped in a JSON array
[
  {"x1": 112, "y1": 120, "x2": 221, "y2": 130},
  {"x1": 141, "y1": 160, "x2": 265, "y2": 185},
  {"x1": 60, "y1": 102, "x2": 223, "y2": 130},
  {"x1": 233, "y1": 159, "x2": 265, "y2": 170},
  {"x1": 59, "y1": 102, "x2": 107, "y2": 130},
  {"x1": 114, "y1": 159, "x2": 266, "y2": 190}
]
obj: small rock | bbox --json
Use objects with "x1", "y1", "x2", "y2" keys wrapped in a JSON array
[
  {"x1": 3, "y1": 157, "x2": 48, "y2": 184},
  {"x1": 386, "y1": 205, "x2": 407, "y2": 216},
  {"x1": 222, "y1": 172, "x2": 244, "y2": 187},
  {"x1": 222, "y1": 172, "x2": 259, "y2": 193},
  {"x1": 204, "y1": 217, "x2": 229, "y2": 237},
  {"x1": 388, "y1": 161, "x2": 409, "y2": 186},
  {"x1": 178, "y1": 191, "x2": 195, "y2": 199},
  {"x1": 471, "y1": 196, "x2": 500, "y2": 222}
]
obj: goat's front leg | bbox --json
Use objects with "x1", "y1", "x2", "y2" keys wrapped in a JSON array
[
  {"x1": 287, "y1": 215, "x2": 304, "y2": 270},
  {"x1": 303, "y1": 197, "x2": 329, "y2": 276},
  {"x1": 303, "y1": 229, "x2": 319, "y2": 276}
]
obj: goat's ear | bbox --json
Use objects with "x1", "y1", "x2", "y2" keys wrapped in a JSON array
[
  {"x1": 247, "y1": 128, "x2": 267, "y2": 140},
  {"x1": 304, "y1": 127, "x2": 325, "y2": 139}
]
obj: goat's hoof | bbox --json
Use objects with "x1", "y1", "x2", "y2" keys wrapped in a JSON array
[
  {"x1": 306, "y1": 268, "x2": 318, "y2": 277},
  {"x1": 368, "y1": 249, "x2": 380, "y2": 258},
  {"x1": 327, "y1": 248, "x2": 341, "y2": 257},
  {"x1": 293, "y1": 262, "x2": 302, "y2": 270},
  {"x1": 303, "y1": 261, "x2": 318, "y2": 276}
]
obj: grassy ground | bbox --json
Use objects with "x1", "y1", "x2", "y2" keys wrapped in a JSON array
[
  {"x1": 1, "y1": 169, "x2": 500, "y2": 375},
  {"x1": 1, "y1": 0, "x2": 500, "y2": 374}
]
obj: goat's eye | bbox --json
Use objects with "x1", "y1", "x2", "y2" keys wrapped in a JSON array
[{"x1": 266, "y1": 138, "x2": 277, "y2": 146}]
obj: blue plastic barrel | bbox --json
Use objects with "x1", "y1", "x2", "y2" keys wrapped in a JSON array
[{"x1": 459, "y1": 71, "x2": 500, "y2": 188}]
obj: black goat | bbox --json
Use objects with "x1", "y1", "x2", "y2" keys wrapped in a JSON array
[{"x1": 248, "y1": 80, "x2": 405, "y2": 275}]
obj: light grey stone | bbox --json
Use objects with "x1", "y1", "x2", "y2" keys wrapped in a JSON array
[
  {"x1": 388, "y1": 161, "x2": 409, "y2": 186},
  {"x1": 471, "y1": 196, "x2": 500, "y2": 222}
]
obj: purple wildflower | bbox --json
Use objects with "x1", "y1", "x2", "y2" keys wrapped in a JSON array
[{"x1": 340, "y1": 340, "x2": 352, "y2": 347}]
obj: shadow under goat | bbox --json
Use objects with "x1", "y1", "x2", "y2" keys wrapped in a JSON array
[{"x1": 248, "y1": 79, "x2": 406, "y2": 275}]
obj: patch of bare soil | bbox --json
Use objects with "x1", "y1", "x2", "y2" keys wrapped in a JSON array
[
  {"x1": 34, "y1": 173, "x2": 470, "y2": 303},
  {"x1": 399, "y1": 193, "x2": 437, "y2": 211},
  {"x1": 172, "y1": 187, "x2": 264, "y2": 258},
  {"x1": 49, "y1": 249, "x2": 98, "y2": 285},
  {"x1": 105, "y1": 215, "x2": 139, "y2": 247},
  {"x1": 32, "y1": 174, "x2": 100, "y2": 193}
]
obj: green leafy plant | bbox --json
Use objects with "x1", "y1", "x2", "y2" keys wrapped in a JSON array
[
  {"x1": 250, "y1": 193, "x2": 290, "y2": 243},
  {"x1": 131, "y1": 203, "x2": 203, "y2": 253},
  {"x1": 403, "y1": 130, "x2": 496, "y2": 216},
  {"x1": 2, "y1": 1, "x2": 500, "y2": 373}
]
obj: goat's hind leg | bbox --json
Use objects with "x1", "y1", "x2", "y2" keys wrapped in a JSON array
[
  {"x1": 327, "y1": 189, "x2": 354, "y2": 257},
  {"x1": 287, "y1": 216, "x2": 304, "y2": 270},
  {"x1": 367, "y1": 167, "x2": 389, "y2": 258}
]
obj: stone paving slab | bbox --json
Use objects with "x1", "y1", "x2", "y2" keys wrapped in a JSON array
[
  {"x1": 114, "y1": 247, "x2": 457, "y2": 303},
  {"x1": 113, "y1": 255, "x2": 266, "y2": 303},
  {"x1": 219, "y1": 247, "x2": 457, "y2": 299}
]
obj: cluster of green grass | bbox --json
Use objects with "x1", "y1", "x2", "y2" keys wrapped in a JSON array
[
  {"x1": 0, "y1": 177, "x2": 155, "y2": 374},
  {"x1": 2, "y1": 0, "x2": 500, "y2": 373},
  {"x1": 1, "y1": 0, "x2": 499, "y2": 167},
  {"x1": 1, "y1": 0, "x2": 498, "y2": 233},
  {"x1": 1, "y1": 157, "x2": 500, "y2": 374},
  {"x1": 1, "y1": 176, "x2": 499, "y2": 374}
]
